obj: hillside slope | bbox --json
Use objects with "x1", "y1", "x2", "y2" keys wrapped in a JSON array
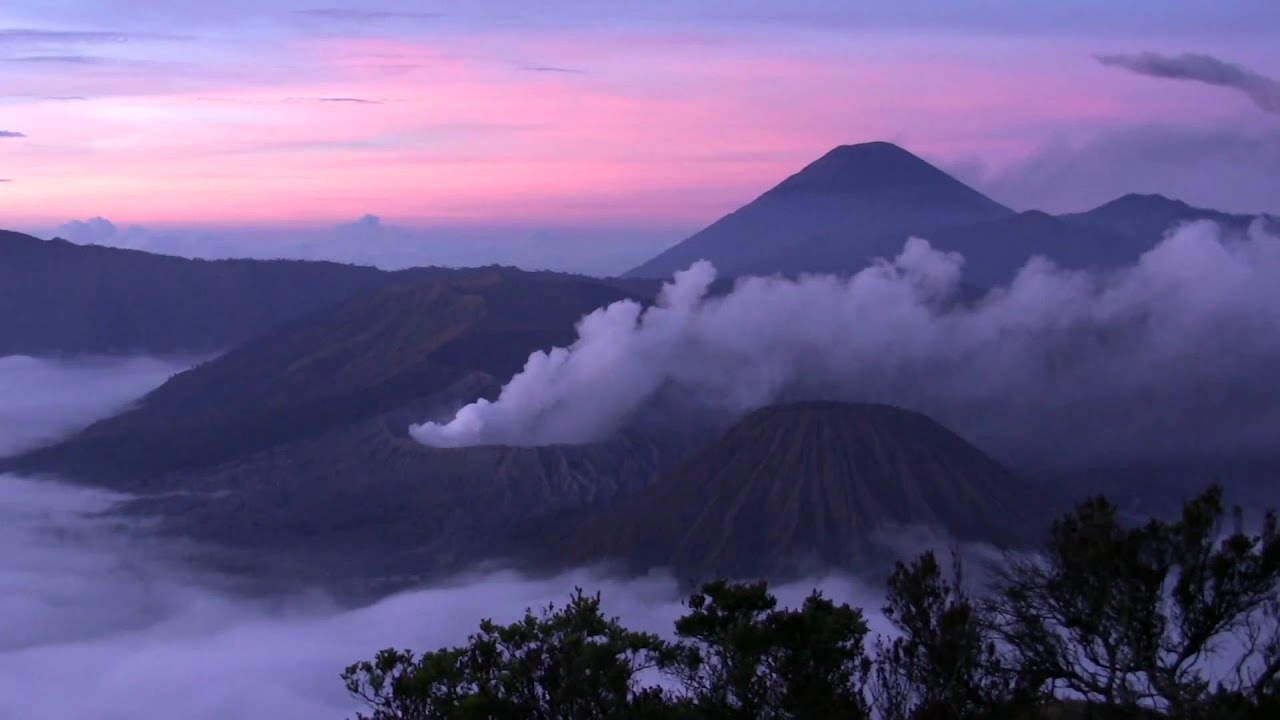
[
  {"x1": 0, "y1": 229, "x2": 407, "y2": 355},
  {"x1": 7, "y1": 269, "x2": 636, "y2": 482}
]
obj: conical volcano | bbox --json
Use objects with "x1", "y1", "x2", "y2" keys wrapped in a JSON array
[
  {"x1": 562, "y1": 401, "x2": 1040, "y2": 578},
  {"x1": 624, "y1": 142, "x2": 1012, "y2": 278}
]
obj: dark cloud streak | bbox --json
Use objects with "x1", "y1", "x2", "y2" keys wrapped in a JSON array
[
  {"x1": 296, "y1": 8, "x2": 445, "y2": 22},
  {"x1": 0, "y1": 28, "x2": 129, "y2": 44},
  {"x1": 0, "y1": 94, "x2": 86, "y2": 101},
  {"x1": 0, "y1": 130, "x2": 26, "y2": 138},
  {"x1": 316, "y1": 97, "x2": 383, "y2": 104},
  {"x1": 522, "y1": 65, "x2": 585, "y2": 74},
  {"x1": 1098, "y1": 51, "x2": 1280, "y2": 116},
  {"x1": 4, "y1": 54, "x2": 114, "y2": 65}
]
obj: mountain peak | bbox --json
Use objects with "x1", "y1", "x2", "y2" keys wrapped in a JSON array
[
  {"x1": 1064, "y1": 192, "x2": 1249, "y2": 234},
  {"x1": 822, "y1": 140, "x2": 917, "y2": 161},
  {"x1": 623, "y1": 141, "x2": 1011, "y2": 279},
  {"x1": 767, "y1": 141, "x2": 955, "y2": 196},
  {"x1": 1095, "y1": 193, "x2": 1193, "y2": 214}
]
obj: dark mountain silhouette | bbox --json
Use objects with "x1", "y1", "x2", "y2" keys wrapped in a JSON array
[
  {"x1": 560, "y1": 401, "x2": 1041, "y2": 579},
  {"x1": 790, "y1": 193, "x2": 1273, "y2": 288},
  {"x1": 904, "y1": 210, "x2": 1137, "y2": 287},
  {"x1": 773, "y1": 209, "x2": 1131, "y2": 287},
  {"x1": 0, "y1": 229, "x2": 402, "y2": 356},
  {"x1": 1059, "y1": 193, "x2": 1263, "y2": 244},
  {"x1": 7, "y1": 269, "x2": 637, "y2": 482},
  {"x1": 625, "y1": 143, "x2": 1271, "y2": 287},
  {"x1": 0, "y1": 228, "x2": 726, "y2": 357},
  {"x1": 624, "y1": 142, "x2": 1013, "y2": 278}
]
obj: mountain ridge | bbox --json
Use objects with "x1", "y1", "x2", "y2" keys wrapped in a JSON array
[
  {"x1": 4, "y1": 268, "x2": 640, "y2": 482},
  {"x1": 0, "y1": 228, "x2": 401, "y2": 356},
  {"x1": 1059, "y1": 192, "x2": 1264, "y2": 243},
  {"x1": 625, "y1": 143, "x2": 1272, "y2": 285}
]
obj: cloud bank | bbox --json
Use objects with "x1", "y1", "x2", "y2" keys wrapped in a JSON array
[
  {"x1": 0, "y1": 355, "x2": 192, "y2": 457},
  {"x1": 0, "y1": 475, "x2": 887, "y2": 720},
  {"x1": 415, "y1": 221, "x2": 1280, "y2": 472},
  {"x1": 1098, "y1": 52, "x2": 1280, "y2": 116}
]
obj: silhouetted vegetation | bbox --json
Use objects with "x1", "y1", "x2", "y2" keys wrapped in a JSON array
[{"x1": 343, "y1": 485, "x2": 1280, "y2": 719}]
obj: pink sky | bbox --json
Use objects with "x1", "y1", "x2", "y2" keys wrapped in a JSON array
[{"x1": 2, "y1": 3, "x2": 1277, "y2": 227}]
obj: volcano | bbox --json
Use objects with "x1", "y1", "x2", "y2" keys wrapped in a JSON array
[
  {"x1": 624, "y1": 142, "x2": 1013, "y2": 278},
  {"x1": 561, "y1": 401, "x2": 1041, "y2": 579}
]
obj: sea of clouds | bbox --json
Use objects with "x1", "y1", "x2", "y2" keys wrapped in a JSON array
[{"x1": 0, "y1": 356, "x2": 895, "y2": 719}]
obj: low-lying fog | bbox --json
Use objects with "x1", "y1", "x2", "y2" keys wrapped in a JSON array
[{"x1": 0, "y1": 357, "x2": 894, "y2": 719}]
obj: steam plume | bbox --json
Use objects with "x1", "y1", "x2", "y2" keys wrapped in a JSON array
[{"x1": 414, "y1": 221, "x2": 1280, "y2": 471}]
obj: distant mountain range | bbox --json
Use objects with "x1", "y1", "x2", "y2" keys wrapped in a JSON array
[
  {"x1": 5, "y1": 144, "x2": 1270, "y2": 356},
  {"x1": 8, "y1": 269, "x2": 640, "y2": 482},
  {"x1": 0, "y1": 229, "x2": 674, "y2": 357},
  {"x1": 625, "y1": 142, "x2": 1271, "y2": 283},
  {"x1": 5, "y1": 140, "x2": 1275, "y2": 587},
  {"x1": 0, "y1": 229, "x2": 397, "y2": 356}
]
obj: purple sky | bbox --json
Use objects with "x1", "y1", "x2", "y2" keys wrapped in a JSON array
[{"x1": 1, "y1": 1, "x2": 1278, "y2": 271}]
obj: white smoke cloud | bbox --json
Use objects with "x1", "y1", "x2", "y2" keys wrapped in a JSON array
[
  {"x1": 414, "y1": 261, "x2": 722, "y2": 447},
  {"x1": 414, "y1": 221, "x2": 1280, "y2": 472}
]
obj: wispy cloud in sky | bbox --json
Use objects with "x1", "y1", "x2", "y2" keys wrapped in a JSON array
[
  {"x1": 4, "y1": 54, "x2": 114, "y2": 64},
  {"x1": 521, "y1": 65, "x2": 584, "y2": 74},
  {"x1": 1099, "y1": 52, "x2": 1280, "y2": 115},
  {"x1": 0, "y1": 130, "x2": 26, "y2": 138},
  {"x1": 0, "y1": 28, "x2": 132, "y2": 43},
  {"x1": 314, "y1": 96, "x2": 382, "y2": 104}
]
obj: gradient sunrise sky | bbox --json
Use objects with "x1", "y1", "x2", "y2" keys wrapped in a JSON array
[{"x1": 1, "y1": 1, "x2": 1278, "y2": 235}]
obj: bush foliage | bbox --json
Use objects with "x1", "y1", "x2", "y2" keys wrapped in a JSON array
[{"x1": 344, "y1": 486, "x2": 1280, "y2": 719}]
